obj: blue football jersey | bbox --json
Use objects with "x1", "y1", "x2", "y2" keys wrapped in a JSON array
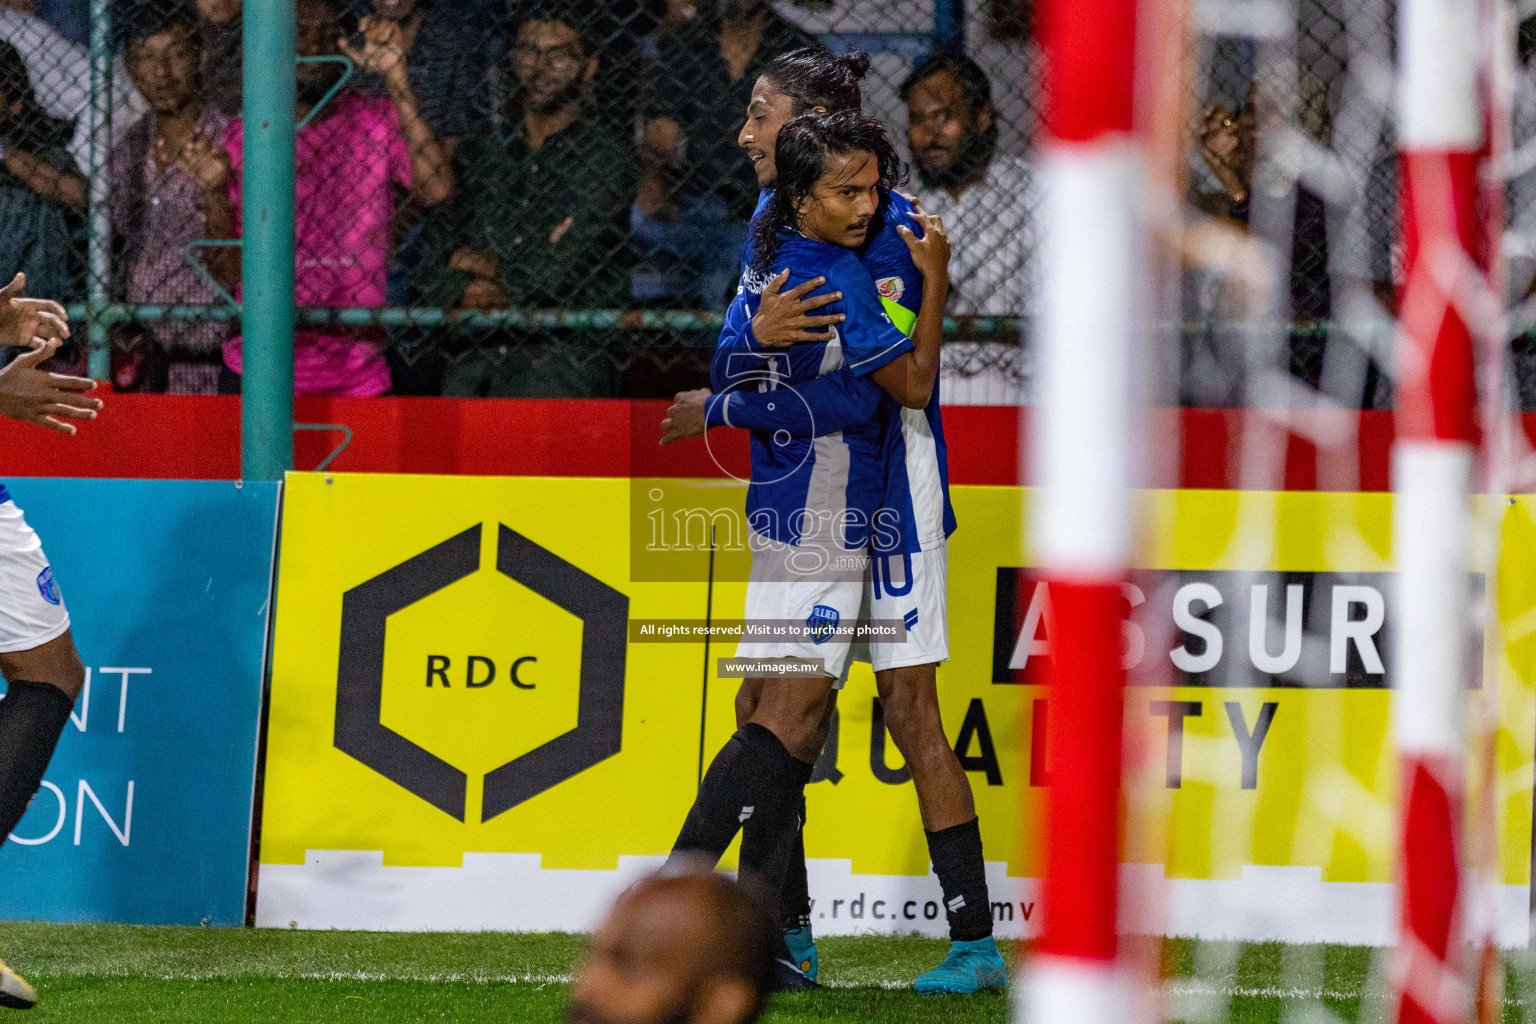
[
  {"x1": 711, "y1": 230, "x2": 912, "y2": 550},
  {"x1": 708, "y1": 191, "x2": 957, "y2": 555}
]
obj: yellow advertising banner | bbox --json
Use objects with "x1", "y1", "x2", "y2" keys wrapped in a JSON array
[{"x1": 256, "y1": 473, "x2": 1536, "y2": 944}]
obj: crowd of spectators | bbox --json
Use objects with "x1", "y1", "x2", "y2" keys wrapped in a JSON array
[
  {"x1": 0, "y1": 0, "x2": 1053, "y2": 398},
  {"x1": 0, "y1": 0, "x2": 1494, "y2": 410}
]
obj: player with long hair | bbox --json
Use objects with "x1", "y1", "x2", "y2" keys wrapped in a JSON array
[
  {"x1": 664, "y1": 47, "x2": 873, "y2": 981},
  {"x1": 660, "y1": 48, "x2": 1007, "y2": 995},
  {"x1": 666, "y1": 109, "x2": 952, "y2": 990}
]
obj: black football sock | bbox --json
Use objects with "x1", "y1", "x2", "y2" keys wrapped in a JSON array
[
  {"x1": 926, "y1": 817, "x2": 994, "y2": 942},
  {"x1": 739, "y1": 768, "x2": 812, "y2": 923},
  {"x1": 740, "y1": 789, "x2": 810, "y2": 928},
  {"x1": 775, "y1": 795, "x2": 812, "y2": 930},
  {"x1": 672, "y1": 728, "x2": 757, "y2": 862},
  {"x1": 731, "y1": 727, "x2": 814, "y2": 902},
  {"x1": 0, "y1": 680, "x2": 75, "y2": 845},
  {"x1": 672, "y1": 723, "x2": 811, "y2": 868}
]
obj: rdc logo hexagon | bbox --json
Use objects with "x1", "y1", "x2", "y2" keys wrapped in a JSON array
[{"x1": 333, "y1": 523, "x2": 628, "y2": 822}]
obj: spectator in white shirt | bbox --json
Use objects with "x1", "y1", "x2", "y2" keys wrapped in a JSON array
[
  {"x1": 901, "y1": 52, "x2": 1037, "y2": 319},
  {"x1": 0, "y1": 3, "x2": 145, "y2": 170}
]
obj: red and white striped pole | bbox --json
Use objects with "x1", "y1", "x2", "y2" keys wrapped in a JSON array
[
  {"x1": 1019, "y1": 0, "x2": 1144, "y2": 1018},
  {"x1": 1393, "y1": 0, "x2": 1485, "y2": 1018}
]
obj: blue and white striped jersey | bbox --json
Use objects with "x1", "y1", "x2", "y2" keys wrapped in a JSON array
[
  {"x1": 706, "y1": 191, "x2": 957, "y2": 555},
  {"x1": 710, "y1": 229, "x2": 911, "y2": 550}
]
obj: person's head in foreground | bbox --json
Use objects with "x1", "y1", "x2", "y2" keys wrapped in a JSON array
[
  {"x1": 748, "y1": 110, "x2": 904, "y2": 279},
  {"x1": 738, "y1": 47, "x2": 870, "y2": 190},
  {"x1": 567, "y1": 869, "x2": 777, "y2": 1024},
  {"x1": 900, "y1": 52, "x2": 997, "y2": 192}
]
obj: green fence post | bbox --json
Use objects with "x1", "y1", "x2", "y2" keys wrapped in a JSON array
[
  {"x1": 241, "y1": 0, "x2": 296, "y2": 481},
  {"x1": 86, "y1": 0, "x2": 111, "y2": 381}
]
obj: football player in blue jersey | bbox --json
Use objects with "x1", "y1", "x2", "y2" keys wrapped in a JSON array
[
  {"x1": 666, "y1": 110, "x2": 953, "y2": 991},
  {"x1": 0, "y1": 273, "x2": 100, "y2": 1010},
  {"x1": 660, "y1": 49, "x2": 1006, "y2": 995}
]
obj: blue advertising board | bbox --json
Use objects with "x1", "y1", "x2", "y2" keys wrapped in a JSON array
[{"x1": 0, "y1": 479, "x2": 279, "y2": 926}]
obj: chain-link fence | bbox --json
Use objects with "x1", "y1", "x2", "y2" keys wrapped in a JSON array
[{"x1": 0, "y1": 0, "x2": 1527, "y2": 404}]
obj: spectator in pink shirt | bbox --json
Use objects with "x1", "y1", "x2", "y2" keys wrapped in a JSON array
[{"x1": 205, "y1": 0, "x2": 452, "y2": 396}]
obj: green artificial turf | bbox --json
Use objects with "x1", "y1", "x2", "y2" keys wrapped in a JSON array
[
  {"x1": 0, "y1": 923, "x2": 1007, "y2": 1023},
  {"x1": 0, "y1": 923, "x2": 1526, "y2": 1023}
]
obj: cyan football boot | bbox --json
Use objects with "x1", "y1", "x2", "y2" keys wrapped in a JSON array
[{"x1": 913, "y1": 936, "x2": 1009, "y2": 994}]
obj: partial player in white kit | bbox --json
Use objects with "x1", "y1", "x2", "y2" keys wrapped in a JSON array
[{"x1": 0, "y1": 273, "x2": 104, "y2": 1011}]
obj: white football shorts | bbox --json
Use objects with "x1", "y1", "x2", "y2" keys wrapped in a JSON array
[
  {"x1": 852, "y1": 543, "x2": 950, "y2": 672},
  {"x1": 0, "y1": 494, "x2": 69, "y2": 653},
  {"x1": 736, "y1": 538, "x2": 869, "y2": 688}
]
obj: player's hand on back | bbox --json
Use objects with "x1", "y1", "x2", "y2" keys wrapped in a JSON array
[
  {"x1": 660, "y1": 388, "x2": 712, "y2": 445},
  {"x1": 0, "y1": 339, "x2": 101, "y2": 435},
  {"x1": 749, "y1": 269, "x2": 845, "y2": 348},
  {"x1": 0, "y1": 273, "x2": 69, "y2": 349},
  {"x1": 898, "y1": 212, "x2": 950, "y2": 288}
]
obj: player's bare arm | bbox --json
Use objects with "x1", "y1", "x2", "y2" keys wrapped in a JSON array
[
  {"x1": 0, "y1": 339, "x2": 101, "y2": 435},
  {"x1": 869, "y1": 210, "x2": 949, "y2": 408},
  {"x1": 749, "y1": 270, "x2": 846, "y2": 347},
  {"x1": 0, "y1": 274, "x2": 70, "y2": 350}
]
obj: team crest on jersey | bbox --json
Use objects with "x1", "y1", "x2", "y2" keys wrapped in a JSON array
[
  {"x1": 876, "y1": 276, "x2": 905, "y2": 301},
  {"x1": 740, "y1": 266, "x2": 775, "y2": 296},
  {"x1": 35, "y1": 567, "x2": 59, "y2": 606},
  {"x1": 806, "y1": 604, "x2": 840, "y2": 645}
]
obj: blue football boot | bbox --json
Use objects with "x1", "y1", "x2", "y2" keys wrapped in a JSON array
[
  {"x1": 783, "y1": 925, "x2": 819, "y2": 983},
  {"x1": 913, "y1": 936, "x2": 1009, "y2": 994}
]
